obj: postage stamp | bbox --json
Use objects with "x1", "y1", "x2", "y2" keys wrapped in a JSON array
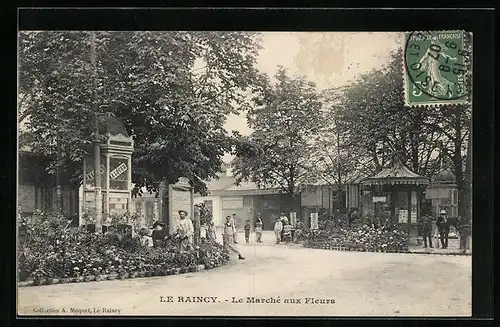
[{"x1": 403, "y1": 30, "x2": 472, "y2": 107}]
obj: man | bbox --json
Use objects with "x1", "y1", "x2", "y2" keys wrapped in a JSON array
[
  {"x1": 436, "y1": 209, "x2": 450, "y2": 249},
  {"x1": 255, "y1": 213, "x2": 264, "y2": 243},
  {"x1": 223, "y1": 216, "x2": 245, "y2": 260},
  {"x1": 231, "y1": 213, "x2": 238, "y2": 244},
  {"x1": 420, "y1": 215, "x2": 433, "y2": 248},
  {"x1": 457, "y1": 215, "x2": 472, "y2": 254},
  {"x1": 274, "y1": 217, "x2": 283, "y2": 244},
  {"x1": 177, "y1": 210, "x2": 194, "y2": 250},
  {"x1": 279, "y1": 212, "x2": 289, "y2": 241},
  {"x1": 294, "y1": 219, "x2": 305, "y2": 243}
]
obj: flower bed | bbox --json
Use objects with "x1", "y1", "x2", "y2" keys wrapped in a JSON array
[
  {"x1": 303, "y1": 224, "x2": 409, "y2": 253},
  {"x1": 18, "y1": 212, "x2": 230, "y2": 285}
]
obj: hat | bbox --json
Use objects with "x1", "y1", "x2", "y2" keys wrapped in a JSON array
[
  {"x1": 440, "y1": 209, "x2": 447, "y2": 214},
  {"x1": 152, "y1": 221, "x2": 165, "y2": 228},
  {"x1": 178, "y1": 210, "x2": 188, "y2": 215},
  {"x1": 232, "y1": 212, "x2": 236, "y2": 215}
]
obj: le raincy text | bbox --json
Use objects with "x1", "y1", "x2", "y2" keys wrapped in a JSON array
[{"x1": 160, "y1": 296, "x2": 335, "y2": 305}]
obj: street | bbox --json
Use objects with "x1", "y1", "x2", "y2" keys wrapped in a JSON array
[{"x1": 18, "y1": 232, "x2": 471, "y2": 317}]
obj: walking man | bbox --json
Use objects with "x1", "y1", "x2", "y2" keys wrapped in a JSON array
[
  {"x1": 231, "y1": 213, "x2": 238, "y2": 244},
  {"x1": 436, "y1": 209, "x2": 450, "y2": 249},
  {"x1": 223, "y1": 216, "x2": 245, "y2": 260},
  {"x1": 255, "y1": 213, "x2": 263, "y2": 243}
]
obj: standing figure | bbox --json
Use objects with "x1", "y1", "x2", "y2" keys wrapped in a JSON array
[
  {"x1": 255, "y1": 213, "x2": 264, "y2": 243},
  {"x1": 294, "y1": 219, "x2": 305, "y2": 243},
  {"x1": 138, "y1": 227, "x2": 154, "y2": 248},
  {"x1": 223, "y1": 216, "x2": 245, "y2": 260},
  {"x1": 457, "y1": 215, "x2": 472, "y2": 254},
  {"x1": 177, "y1": 210, "x2": 194, "y2": 250},
  {"x1": 207, "y1": 220, "x2": 217, "y2": 242},
  {"x1": 231, "y1": 213, "x2": 238, "y2": 244},
  {"x1": 151, "y1": 221, "x2": 165, "y2": 248},
  {"x1": 421, "y1": 215, "x2": 433, "y2": 248},
  {"x1": 274, "y1": 217, "x2": 283, "y2": 244},
  {"x1": 244, "y1": 219, "x2": 251, "y2": 243},
  {"x1": 279, "y1": 212, "x2": 289, "y2": 241},
  {"x1": 436, "y1": 209, "x2": 450, "y2": 249}
]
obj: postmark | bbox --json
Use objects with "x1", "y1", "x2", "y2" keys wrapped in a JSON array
[{"x1": 404, "y1": 30, "x2": 472, "y2": 107}]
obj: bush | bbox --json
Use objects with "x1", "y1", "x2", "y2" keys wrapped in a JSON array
[
  {"x1": 18, "y1": 212, "x2": 230, "y2": 282},
  {"x1": 303, "y1": 224, "x2": 409, "y2": 252}
]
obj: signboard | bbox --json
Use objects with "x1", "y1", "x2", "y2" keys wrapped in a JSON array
[
  {"x1": 410, "y1": 212, "x2": 417, "y2": 224},
  {"x1": 110, "y1": 163, "x2": 127, "y2": 180},
  {"x1": 398, "y1": 209, "x2": 408, "y2": 223},
  {"x1": 170, "y1": 188, "x2": 192, "y2": 233},
  {"x1": 372, "y1": 196, "x2": 387, "y2": 203},
  {"x1": 310, "y1": 212, "x2": 319, "y2": 230},
  {"x1": 222, "y1": 197, "x2": 244, "y2": 210}
]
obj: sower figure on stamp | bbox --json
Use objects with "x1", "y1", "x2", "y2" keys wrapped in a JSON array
[{"x1": 223, "y1": 215, "x2": 245, "y2": 260}]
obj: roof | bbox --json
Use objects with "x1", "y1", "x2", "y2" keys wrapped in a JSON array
[
  {"x1": 203, "y1": 175, "x2": 281, "y2": 196},
  {"x1": 361, "y1": 160, "x2": 429, "y2": 186},
  {"x1": 432, "y1": 169, "x2": 456, "y2": 184},
  {"x1": 98, "y1": 114, "x2": 129, "y2": 137}
]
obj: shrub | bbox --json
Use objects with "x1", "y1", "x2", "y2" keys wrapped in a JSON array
[{"x1": 18, "y1": 212, "x2": 230, "y2": 282}]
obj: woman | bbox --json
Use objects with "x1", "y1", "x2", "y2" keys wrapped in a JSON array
[
  {"x1": 223, "y1": 216, "x2": 245, "y2": 260},
  {"x1": 151, "y1": 221, "x2": 165, "y2": 248},
  {"x1": 138, "y1": 227, "x2": 154, "y2": 248},
  {"x1": 207, "y1": 221, "x2": 217, "y2": 241},
  {"x1": 255, "y1": 213, "x2": 263, "y2": 243}
]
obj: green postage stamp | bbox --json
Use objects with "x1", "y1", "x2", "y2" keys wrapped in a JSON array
[{"x1": 404, "y1": 30, "x2": 472, "y2": 107}]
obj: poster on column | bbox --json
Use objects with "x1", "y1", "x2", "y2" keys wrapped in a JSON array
[{"x1": 398, "y1": 209, "x2": 408, "y2": 223}]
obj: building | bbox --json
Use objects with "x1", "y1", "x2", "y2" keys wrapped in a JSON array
[
  {"x1": 18, "y1": 150, "x2": 80, "y2": 222},
  {"x1": 425, "y1": 169, "x2": 459, "y2": 218}
]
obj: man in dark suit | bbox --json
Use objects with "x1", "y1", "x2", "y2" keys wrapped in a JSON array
[
  {"x1": 436, "y1": 210, "x2": 450, "y2": 249},
  {"x1": 420, "y1": 215, "x2": 434, "y2": 248}
]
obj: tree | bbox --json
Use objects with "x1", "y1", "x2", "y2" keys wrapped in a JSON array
[
  {"x1": 232, "y1": 68, "x2": 324, "y2": 212},
  {"x1": 18, "y1": 31, "x2": 263, "y2": 195},
  {"x1": 335, "y1": 48, "x2": 471, "y2": 219}
]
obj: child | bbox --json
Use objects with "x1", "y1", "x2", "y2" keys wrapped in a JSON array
[
  {"x1": 274, "y1": 217, "x2": 283, "y2": 244},
  {"x1": 244, "y1": 219, "x2": 251, "y2": 243}
]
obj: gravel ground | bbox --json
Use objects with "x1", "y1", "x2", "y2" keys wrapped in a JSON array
[{"x1": 18, "y1": 236, "x2": 471, "y2": 317}]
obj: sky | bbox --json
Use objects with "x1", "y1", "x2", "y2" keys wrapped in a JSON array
[{"x1": 223, "y1": 32, "x2": 403, "y2": 162}]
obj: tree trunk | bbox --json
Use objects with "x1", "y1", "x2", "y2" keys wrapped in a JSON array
[{"x1": 193, "y1": 205, "x2": 201, "y2": 245}]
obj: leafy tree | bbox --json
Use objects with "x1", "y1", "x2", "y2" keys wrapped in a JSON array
[
  {"x1": 334, "y1": 49, "x2": 471, "y2": 219},
  {"x1": 18, "y1": 31, "x2": 262, "y2": 196},
  {"x1": 232, "y1": 68, "x2": 324, "y2": 212}
]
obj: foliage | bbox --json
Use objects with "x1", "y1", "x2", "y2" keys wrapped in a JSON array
[
  {"x1": 303, "y1": 224, "x2": 409, "y2": 252},
  {"x1": 232, "y1": 67, "x2": 324, "y2": 197},
  {"x1": 19, "y1": 31, "x2": 263, "y2": 195},
  {"x1": 18, "y1": 212, "x2": 229, "y2": 282}
]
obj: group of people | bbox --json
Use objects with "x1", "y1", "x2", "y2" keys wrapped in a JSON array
[
  {"x1": 137, "y1": 209, "x2": 196, "y2": 250},
  {"x1": 273, "y1": 212, "x2": 305, "y2": 244},
  {"x1": 420, "y1": 209, "x2": 472, "y2": 253}
]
